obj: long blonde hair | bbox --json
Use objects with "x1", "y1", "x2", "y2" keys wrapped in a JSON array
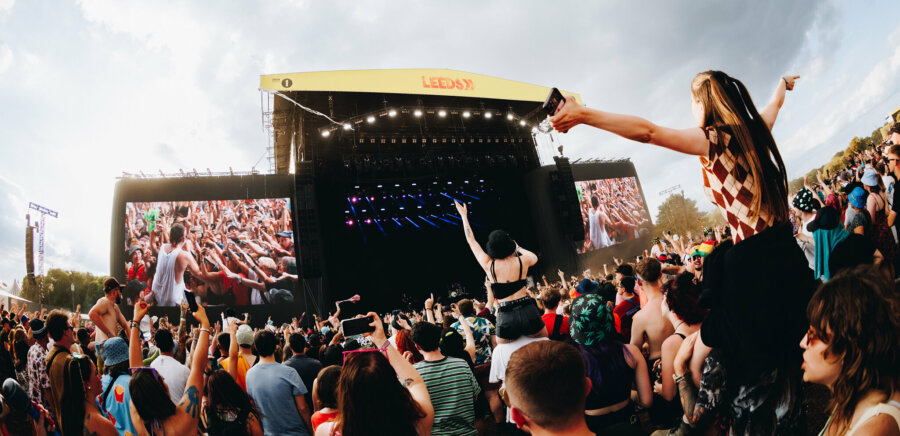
[{"x1": 692, "y1": 71, "x2": 789, "y2": 222}]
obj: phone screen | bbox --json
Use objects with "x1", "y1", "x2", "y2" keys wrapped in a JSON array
[
  {"x1": 341, "y1": 316, "x2": 375, "y2": 337},
  {"x1": 184, "y1": 290, "x2": 198, "y2": 312}
]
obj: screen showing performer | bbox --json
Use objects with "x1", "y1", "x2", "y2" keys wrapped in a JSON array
[
  {"x1": 123, "y1": 198, "x2": 298, "y2": 307},
  {"x1": 575, "y1": 177, "x2": 651, "y2": 254}
]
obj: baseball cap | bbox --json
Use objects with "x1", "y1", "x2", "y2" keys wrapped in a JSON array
[
  {"x1": 236, "y1": 324, "x2": 254, "y2": 346},
  {"x1": 275, "y1": 231, "x2": 293, "y2": 238},
  {"x1": 103, "y1": 278, "x2": 125, "y2": 293}
]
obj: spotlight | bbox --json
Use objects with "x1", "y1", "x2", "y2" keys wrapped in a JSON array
[
  {"x1": 365, "y1": 219, "x2": 372, "y2": 224},
  {"x1": 507, "y1": 113, "x2": 514, "y2": 120},
  {"x1": 388, "y1": 109, "x2": 397, "y2": 117},
  {"x1": 484, "y1": 112, "x2": 493, "y2": 119},
  {"x1": 414, "y1": 109, "x2": 423, "y2": 117},
  {"x1": 462, "y1": 111, "x2": 471, "y2": 118},
  {"x1": 347, "y1": 220, "x2": 354, "y2": 226},
  {"x1": 367, "y1": 115, "x2": 376, "y2": 123},
  {"x1": 519, "y1": 120, "x2": 526, "y2": 126},
  {"x1": 343, "y1": 123, "x2": 351, "y2": 130},
  {"x1": 438, "y1": 110, "x2": 447, "y2": 118},
  {"x1": 321, "y1": 130, "x2": 330, "y2": 137},
  {"x1": 351, "y1": 197, "x2": 358, "y2": 203}
]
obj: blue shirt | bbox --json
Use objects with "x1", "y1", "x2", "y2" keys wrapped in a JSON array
[
  {"x1": 246, "y1": 362, "x2": 309, "y2": 436},
  {"x1": 98, "y1": 373, "x2": 136, "y2": 436}
]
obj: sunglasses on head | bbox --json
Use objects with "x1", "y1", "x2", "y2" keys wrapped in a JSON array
[
  {"x1": 129, "y1": 367, "x2": 162, "y2": 381},
  {"x1": 342, "y1": 348, "x2": 388, "y2": 365}
]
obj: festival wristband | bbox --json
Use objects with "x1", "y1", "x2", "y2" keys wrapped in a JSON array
[{"x1": 199, "y1": 328, "x2": 211, "y2": 335}]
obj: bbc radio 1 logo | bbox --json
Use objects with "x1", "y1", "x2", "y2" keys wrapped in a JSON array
[{"x1": 281, "y1": 78, "x2": 293, "y2": 88}]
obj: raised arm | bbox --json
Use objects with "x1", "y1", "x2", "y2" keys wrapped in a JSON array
[
  {"x1": 454, "y1": 201, "x2": 490, "y2": 266},
  {"x1": 759, "y1": 76, "x2": 798, "y2": 130},
  {"x1": 550, "y1": 97, "x2": 709, "y2": 156},
  {"x1": 179, "y1": 305, "x2": 210, "y2": 424},
  {"x1": 366, "y1": 313, "x2": 433, "y2": 436},
  {"x1": 130, "y1": 302, "x2": 151, "y2": 368}
]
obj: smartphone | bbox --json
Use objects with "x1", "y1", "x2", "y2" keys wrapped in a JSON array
[
  {"x1": 341, "y1": 316, "x2": 375, "y2": 337},
  {"x1": 542, "y1": 87, "x2": 565, "y2": 116},
  {"x1": 184, "y1": 290, "x2": 198, "y2": 312}
]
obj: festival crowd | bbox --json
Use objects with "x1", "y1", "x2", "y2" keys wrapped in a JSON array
[
  {"x1": 124, "y1": 199, "x2": 297, "y2": 307},
  {"x1": 575, "y1": 178, "x2": 651, "y2": 253},
  {"x1": 1, "y1": 72, "x2": 899, "y2": 436}
]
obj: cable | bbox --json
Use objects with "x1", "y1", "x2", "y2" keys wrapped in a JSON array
[{"x1": 259, "y1": 88, "x2": 351, "y2": 130}]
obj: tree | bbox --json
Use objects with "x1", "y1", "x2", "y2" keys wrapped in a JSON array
[
  {"x1": 20, "y1": 269, "x2": 106, "y2": 311},
  {"x1": 701, "y1": 209, "x2": 727, "y2": 230},
  {"x1": 655, "y1": 193, "x2": 705, "y2": 236}
]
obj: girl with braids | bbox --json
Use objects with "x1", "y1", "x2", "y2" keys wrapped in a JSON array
[
  {"x1": 801, "y1": 265, "x2": 900, "y2": 435},
  {"x1": 551, "y1": 71, "x2": 818, "y2": 434},
  {"x1": 60, "y1": 354, "x2": 117, "y2": 436}
]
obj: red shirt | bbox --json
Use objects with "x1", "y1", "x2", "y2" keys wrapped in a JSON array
[
  {"x1": 613, "y1": 298, "x2": 640, "y2": 340},
  {"x1": 312, "y1": 410, "x2": 338, "y2": 431},
  {"x1": 541, "y1": 313, "x2": 570, "y2": 338},
  {"x1": 221, "y1": 272, "x2": 251, "y2": 306}
]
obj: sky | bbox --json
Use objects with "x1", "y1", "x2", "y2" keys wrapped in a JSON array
[{"x1": 1, "y1": 0, "x2": 899, "y2": 282}]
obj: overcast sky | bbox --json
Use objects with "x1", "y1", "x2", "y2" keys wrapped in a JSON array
[{"x1": 1, "y1": 0, "x2": 899, "y2": 282}]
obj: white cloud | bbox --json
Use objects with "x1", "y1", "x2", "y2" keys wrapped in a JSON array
[
  {"x1": 0, "y1": 43, "x2": 12, "y2": 74},
  {"x1": 0, "y1": 0, "x2": 13, "y2": 15}
]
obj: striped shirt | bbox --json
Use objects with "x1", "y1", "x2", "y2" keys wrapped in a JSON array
[{"x1": 414, "y1": 356, "x2": 481, "y2": 436}]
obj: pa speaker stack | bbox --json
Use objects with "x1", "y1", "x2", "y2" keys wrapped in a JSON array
[{"x1": 551, "y1": 156, "x2": 585, "y2": 242}]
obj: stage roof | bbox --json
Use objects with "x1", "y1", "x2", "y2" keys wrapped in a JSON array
[{"x1": 260, "y1": 69, "x2": 582, "y2": 104}]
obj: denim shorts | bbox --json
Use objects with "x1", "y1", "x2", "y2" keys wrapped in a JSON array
[{"x1": 496, "y1": 297, "x2": 544, "y2": 340}]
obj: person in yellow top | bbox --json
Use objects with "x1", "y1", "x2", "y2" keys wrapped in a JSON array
[{"x1": 223, "y1": 324, "x2": 259, "y2": 391}]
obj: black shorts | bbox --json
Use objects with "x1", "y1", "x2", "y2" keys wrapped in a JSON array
[{"x1": 495, "y1": 297, "x2": 544, "y2": 340}]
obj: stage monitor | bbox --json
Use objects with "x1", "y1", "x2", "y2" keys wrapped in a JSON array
[
  {"x1": 111, "y1": 174, "x2": 300, "y2": 311},
  {"x1": 575, "y1": 177, "x2": 650, "y2": 254}
]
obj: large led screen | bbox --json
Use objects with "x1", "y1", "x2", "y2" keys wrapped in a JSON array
[
  {"x1": 575, "y1": 177, "x2": 651, "y2": 254},
  {"x1": 124, "y1": 198, "x2": 297, "y2": 307}
]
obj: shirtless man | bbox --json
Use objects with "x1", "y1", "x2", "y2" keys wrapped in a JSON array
[
  {"x1": 88, "y1": 278, "x2": 129, "y2": 343},
  {"x1": 150, "y1": 223, "x2": 203, "y2": 306},
  {"x1": 630, "y1": 258, "x2": 674, "y2": 367}
]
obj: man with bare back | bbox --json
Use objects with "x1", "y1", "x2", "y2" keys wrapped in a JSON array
[
  {"x1": 150, "y1": 223, "x2": 203, "y2": 306},
  {"x1": 88, "y1": 278, "x2": 129, "y2": 344}
]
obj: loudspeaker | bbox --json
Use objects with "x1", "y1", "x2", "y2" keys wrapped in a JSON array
[
  {"x1": 295, "y1": 162, "x2": 323, "y2": 278},
  {"x1": 25, "y1": 226, "x2": 35, "y2": 284},
  {"x1": 551, "y1": 156, "x2": 585, "y2": 242}
]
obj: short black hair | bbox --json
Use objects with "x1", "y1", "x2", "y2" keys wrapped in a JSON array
[
  {"x1": 153, "y1": 328, "x2": 175, "y2": 354},
  {"x1": 615, "y1": 263, "x2": 634, "y2": 276},
  {"x1": 457, "y1": 299, "x2": 475, "y2": 317},
  {"x1": 46, "y1": 310, "x2": 70, "y2": 341},
  {"x1": 170, "y1": 223, "x2": 186, "y2": 244},
  {"x1": 254, "y1": 330, "x2": 277, "y2": 357},
  {"x1": 288, "y1": 333, "x2": 307, "y2": 354},
  {"x1": 619, "y1": 276, "x2": 636, "y2": 295},
  {"x1": 410, "y1": 322, "x2": 442, "y2": 352}
]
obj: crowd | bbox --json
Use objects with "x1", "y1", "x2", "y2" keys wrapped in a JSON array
[
  {"x1": 124, "y1": 199, "x2": 297, "y2": 307},
  {"x1": 575, "y1": 177, "x2": 651, "y2": 253},
  {"x1": 1, "y1": 71, "x2": 899, "y2": 436}
]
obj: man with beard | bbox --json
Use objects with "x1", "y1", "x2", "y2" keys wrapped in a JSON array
[{"x1": 89, "y1": 278, "x2": 129, "y2": 344}]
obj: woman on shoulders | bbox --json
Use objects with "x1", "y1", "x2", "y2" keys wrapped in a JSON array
[{"x1": 801, "y1": 265, "x2": 900, "y2": 436}]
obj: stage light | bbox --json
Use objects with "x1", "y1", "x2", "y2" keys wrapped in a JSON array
[
  {"x1": 351, "y1": 197, "x2": 358, "y2": 203},
  {"x1": 462, "y1": 111, "x2": 470, "y2": 118},
  {"x1": 377, "y1": 184, "x2": 383, "y2": 188},
  {"x1": 367, "y1": 116, "x2": 376, "y2": 123},
  {"x1": 370, "y1": 197, "x2": 375, "y2": 201},
  {"x1": 485, "y1": 112, "x2": 493, "y2": 119},
  {"x1": 411, "y1": 182, "x2": 417, "y2": 186},
  {"x1": 347, "y1": 220, "x2": 354, "y2": 226},
  {"x1": 438, "y1": 110, "x2": 447, "y2": 118},
  {"x1": 519, "y1": 120, "x2": 526, "y2": 126},
  {"x1": 388, "y1": 109, "x2": 397, "y2": 117},
  {"x1": 417, "y1": 205, "x2": 422, "y2": 209},
  {"x1": 343, "y1": 123, "x2": 351, "y2": 130},
  {"x1": 365, "y1": 219, "x2": 372, "y2": 224},
  {"x1": 321, "y1": 130, "x2": 330, "y2": 137},
  {"x1": 414, "y1": 109, "x2": 423, "y2": 117}
]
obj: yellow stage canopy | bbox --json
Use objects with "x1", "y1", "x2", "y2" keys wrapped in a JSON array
[{"x1": 260, "y1": 68, "x2": 582, "y2": 104}]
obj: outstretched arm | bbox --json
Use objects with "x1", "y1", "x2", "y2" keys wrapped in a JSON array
[
  {"x1": 455, "y1": 201, "x2": 490, "y2": 266},
  {"x1": 759, "y1": 76, "x2": 799, "y2": 130},
  {"x1": 550, "y1": 97, "x2": 709, "y2": 156}
]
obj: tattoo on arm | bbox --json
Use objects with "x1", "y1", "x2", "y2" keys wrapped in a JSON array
[
  {"x1": 179, "y1": 385, "x2": 201, "y2": 419},
  {"x1": 677, "y1": 378, "x2": 706, "y2": 425},
  {"x1": 403, "y1": 378, "x2": 415, "y2": 388}
]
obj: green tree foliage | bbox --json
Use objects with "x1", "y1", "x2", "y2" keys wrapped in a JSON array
[
  {"x1": 19, "y1": 269, "x2": 106, "y2": 310},
  {"x1": 655, "y1": 193, "x2": 705, "y2": 236}
]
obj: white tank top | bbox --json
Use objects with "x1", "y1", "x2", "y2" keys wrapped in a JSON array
[
  {"x1": 846, "y1": 400, "x2": 900, "y2": 436},
  {"x1": 152, "y1": 245, "x2": 186, "y2": 306}
]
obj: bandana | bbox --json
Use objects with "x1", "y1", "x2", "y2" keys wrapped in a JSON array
[
  {"x1": 792, "y1": 188, "x2": 816, "y2": 213},
  {"x1": 569, "y1": 294, "x2": 614, "y2": 346}
]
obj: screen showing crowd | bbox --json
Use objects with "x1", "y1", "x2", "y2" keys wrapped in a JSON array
[
  {"x1": 575, "y1": 177, "x2": 651, "y2": 253},
  {"x1": 124, "y1": 198, "x2": 298, "y2": 307}
]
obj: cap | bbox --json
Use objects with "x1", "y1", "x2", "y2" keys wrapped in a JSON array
[
  {"x1": 103, "y1": 278, "x2": 125, "y2": 293},
  {"x1": 236, "y1": 324, "x2": 254, "y2": 346},
  {"x1": 575, "y1": 278, "x2": 599, "y2": 295},
  {"x1": 275, "y1": 231, "x2": 293, "y2": 238},
  {"x1": 29, "y1": 319, "x2": 46, "y2": 337}
]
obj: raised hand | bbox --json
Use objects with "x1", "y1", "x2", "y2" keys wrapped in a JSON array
[
  {"x1": 782, "y1": 75, "x2": 800, "y2": 91},
  {"x1": 454, "y1": 200, "x2": 468, "y2": 216}
]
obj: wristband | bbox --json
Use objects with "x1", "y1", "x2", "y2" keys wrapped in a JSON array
[
  {"x1": 782, "y1": 77, "x2": 789, "y2": 89},
  {"x1": 199, "y1": 328, "x2": 211, "y2": 335},
  {"x1": 130, "y1": 322, "x2": 139, "y2": 329},
  {"x1": 673, "y1": 372, "x2": 689, "y2": 384}
]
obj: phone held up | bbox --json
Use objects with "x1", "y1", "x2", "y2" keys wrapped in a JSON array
[
  {"x1": 184, "y1": 290, "x2": 199, "y2": 312},
  {"x1": 341, "y1": 316, "x2": 376, "y2": 337},
  {"x1": 542, "y1": 87, "x2": 566, "y2": 117}
]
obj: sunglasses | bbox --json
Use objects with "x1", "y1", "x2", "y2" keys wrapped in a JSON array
[
  {"x1": 129, "y1": 367, "x2": 162, "y2": 381},
  {"x1": 691, "y1": 256, "x2": 703, "y2": 261}
]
